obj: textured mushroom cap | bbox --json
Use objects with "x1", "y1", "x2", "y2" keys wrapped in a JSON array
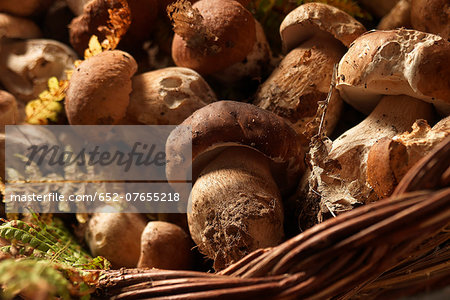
[
  {"x1": 127, "y1": 67, "x2": 216, "y2": 125},
  {"x1": 411, "y1": 0, "x2": 450, "y2": 39},
  {"x1": 171, "y1": 0, "x2": 256, "y2": 75},
  {"x1": 0, "y1": 90, "x2": 18, "y2": 127},
  {"x1": 254, "y1": 36, "x2": 345, "y2": 137},
  {"x1": 65, "y1": 50, "x2": 137, "y2": 125},
  {"x1": 0, "y1": 13, "x2": 41, "y2": 39},
  {"x1": 336, "y1": 29, "x2": 450, "y2": 115},
  {"x1": 166, "y1": 101, "x2": 305, "y2": 194},
  {"x1": 0, "y1": 39, "x2": 77, "y2": 102},
  {"x1": 280, "y1": 2, "x2": 366, "y2": 52},
  {"x1": 137, "y1": 221, "x2": 193, "y2": 270}
]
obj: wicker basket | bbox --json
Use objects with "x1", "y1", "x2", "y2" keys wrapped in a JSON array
[{"x1": 93, "y1": 137, "x2": 450, "y2": 299}]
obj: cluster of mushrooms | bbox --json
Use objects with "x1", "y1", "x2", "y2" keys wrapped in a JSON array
[{"x1": 0, "y1": 0, "x2": 449, "y2": 272}]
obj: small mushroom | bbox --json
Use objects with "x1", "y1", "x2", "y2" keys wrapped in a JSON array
[
  {"x1": 254, "y1": 3, "x2": 366, "y2": 138},
  {"x1": 166, "y1": 101, "x2": 305, "y2": 269},
  {"x1": 301, "y1": 29, "x2": 449, "y2": 222},
  {"x1": 378, "y1": 0, "x2": 411, "y2": 30},
  {"x1": 170, "y1": 0, "x2": 262, "y2": 77},
  {"x1": 85, "y1": 213, "x2": 147, "y2": 268},
  {"x1": 126, "y1": 67, "x2": 217, "y2": 125},
  {"x1": 65, "y1": 50, "x2": 137, "y2": 125},
  {"x1": 410, "y1": 0, "x2": 450, "y2": 39},
  {"x1": 367, "y1": 116, "x2": 450, "y2": 198},
  {"x1": 137, "y1": 221, "x2": 193, "y2": 270},
  {"x1": 0, "y1": 13, "x2": 41, "y2": 39},
  {"x1": 69, "y1": 0, "x2": 158, "y2": 55},
  {"x1": 0, "y1": 39, "x2": 77, "y2": 102}
]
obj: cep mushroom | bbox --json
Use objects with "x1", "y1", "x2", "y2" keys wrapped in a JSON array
[
  {"x1": 65, "y1": 50, "x2": 137, "y2": 125},
  {"x1": 127, "y1": 67, "x2": 217, "y2": 125},
  {"x1": 166, "y1": 101, "x2": 305, "y2": 270},
  {"x1": 254, "y1": 3, "x2": 366, "y2": 139},
  {"x1": 85, "y1": 213, "x2": 147, "y2": 268},
  {"x1": 170, "y1": 0, "x2": 271, "y2": 83},
  {"x1": 301, "y1": 29, "x2": 449, "y2": 223},
  {"x1": 137, "y1": 221, "x2": 193, "y2": 270},
  {"x1": 367, "y1": 116, "x2": 450, "y2": 198},
  {"x1": 69, "y1": 0, "x2": 158, "y2": 55},
  {"x1": 0, "y1": 39, "x2": 77, "y2": 102}
]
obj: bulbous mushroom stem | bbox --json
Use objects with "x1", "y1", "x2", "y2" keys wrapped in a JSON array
[{"x1": 189, "y1": 147, "x2": 284, "y2": 270}]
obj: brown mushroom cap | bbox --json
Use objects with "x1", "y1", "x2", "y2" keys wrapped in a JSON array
[
  {"x1": 411, "y1": 0, "x2": 449, "y2": 40},
  {"x1": 0, "y1": 0, "x2": 53, "y2": 17},
  {"x1": 0, "y1": 13, "x2": 41, "y2": 39},
  {"x1": 65, "y1": 50, "x2": 137, "y2": 125},
  {"x1": 0, "y1": 90, "x2": 18, "y2": 127},
  {"x1": 254, "y1": 36, "x2": 345, "y2": 137},
  {"x1": 336, "y1": 29, "x2": 450, "y2": 115},
  {"x1": 166, "y1": 101, "x2": 305, "y2": 194},
  {"x1": 171, "y1": 0, "x2": 256, "y2": 75},
  {"x1": 127, "y1": 67, "x2": 217, "y2": 125},
  {"x1": 280, "y1": 2, "x2": 366, "y2": 53},
  {"x1": 69, "y1": 0, "x2": 158, "y2": 55},
  {"x1": 137, "y1": 221, "x2": 193, "y2": 270},
  {"x1": 0, "y1": 39, "x2": 77, "y2": 102}
]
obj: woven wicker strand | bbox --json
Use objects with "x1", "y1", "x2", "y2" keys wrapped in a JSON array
[{"x1": 96, "y1": 137, "x2": 450, "y2": 299}]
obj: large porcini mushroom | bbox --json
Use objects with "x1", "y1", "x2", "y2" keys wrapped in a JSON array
[
  {"x1": 65, "y1": 50, "x2": 137, "y2": 125},
  {"x1": 254, "y1": 3, "x2": 366, "y2": 138},
  {"x1": 126, "y1": 67, "x2": 216, "y2": 125},
  {"x1": 367, "y1": 116, "x2": 450, "y2": 198},
  {"x1": 410, "y1": 0, "x2": 449, "y2": 39},
  {"x1": 301, "y1": 29, "x2": 449, "y2": 224},
  {"x1": 166, "y1": 101, "x2": 305, "y2": 269},
  {"x1": 0, "y1": 39, "x2": 77, "y2": 102}
]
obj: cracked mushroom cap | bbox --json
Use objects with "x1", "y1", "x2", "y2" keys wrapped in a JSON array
[
  {"x1": 127, "y1": 67, "x2": 217, "y2": 125},
  {"x1": 0, "y1": 39, "x2": 77, "y2": 102},
  {"x1": 171, "y1": 0, "x2": 256, "y2": 75},
  {"x1": 0, "y1": 13, "x2": 41, "y2": 39},
  {"x1": 65, "y1": 50, "x2": 137, "y2": 125},
  {"x1": 166, "y1": 101, "x2": 305, "y2": 194},
  {"x1": 336, "y1": 29, "x2": 450, "y2": 115},
  {"x1": 411, "y1": 0, "x2": 449, "y2": 40},
  {"x1": 280, "y1": 2, "x2": 366, "y2": 53}
]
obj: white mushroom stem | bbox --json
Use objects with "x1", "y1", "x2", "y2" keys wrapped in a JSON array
[
  {"x1": 307, "y1": 95, "x2": 434, "y2": 219},
  {"x1": 189, "y1": 147, "x2": 284, "y2": 270}
]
